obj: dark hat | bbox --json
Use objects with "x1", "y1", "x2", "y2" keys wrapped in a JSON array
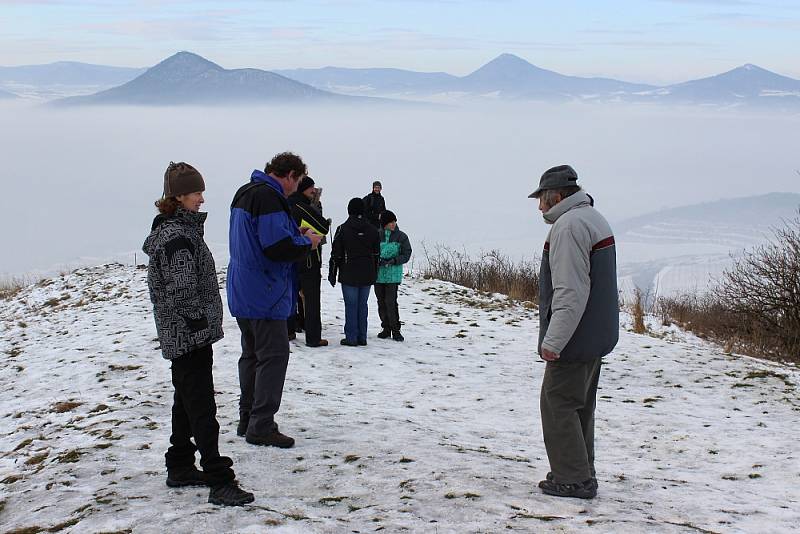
[
  {"x1": 528, "y1": 165, "x2": 578, "y2": 198},
  {"x1": 298, "y1": 175, "x2": 315, "y2": 194},
  {"x1": 381, "y1": 210, "x2": 397, "y2": 226},
  {"x1": 347, "y1": 197, "x2": 365, "y2": 216},
  {"x1": 372, "y1": 180, "x2": 382, "y2": 188},
  {"x1": 163, "y1": 161, "x2": 205, "y2": 197}
]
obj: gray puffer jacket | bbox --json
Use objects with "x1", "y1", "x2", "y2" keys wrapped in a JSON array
[
  {"x1": 143, "y1": 207, "x2": 224, "y2": 360},
  {"x1": 538, "y1": 191, "x2": 618, "y2": 362}
]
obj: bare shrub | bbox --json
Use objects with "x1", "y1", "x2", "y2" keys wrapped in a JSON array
[
  {"x1": 0, "y1": 275, "x2": 30, "y2": 300},
  {"x1": 658, "y1": 209, "x2": 800, "y2": 363},
  {"x1": 714, "y1": 210, "x2": 800, "y2": 361},
  {"x1": 422, "y1": 244, "x2": 539, "y2": 303},
  {"x1": 632, "y1": 288, "x2": 647, "y2": 334}
]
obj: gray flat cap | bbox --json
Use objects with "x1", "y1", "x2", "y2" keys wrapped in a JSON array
[{"x1": 528, "y1": 165, "x2": 579, "y2": 198}]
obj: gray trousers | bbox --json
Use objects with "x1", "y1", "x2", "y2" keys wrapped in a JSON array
[
  {"x1": 236, "y1": 318, "x2": 290, "y2": 436},
  {"x1": 540, "y1": 357, "x2": 602, "y2": 484}
]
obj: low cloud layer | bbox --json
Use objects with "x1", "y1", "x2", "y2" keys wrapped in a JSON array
[{"x1": 0, "y1": 101, "x2": 798, "y2": 276}]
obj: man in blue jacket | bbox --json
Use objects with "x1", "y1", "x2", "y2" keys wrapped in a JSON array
[{"x1": 228, "y1": 152, "x2": 322, "y2": 448}]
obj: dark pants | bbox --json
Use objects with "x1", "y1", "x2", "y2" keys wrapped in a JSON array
[
  {"x1": 236, "y1": 318, "x2": 291, "y2": 436},
  {"x1": 166, "y1": 345, "x2": 235, "y2": 486},
  {"x1": 540, "y1": 357, "x2": 602, "y2": 484},
  {"x1": 341, "y1": 284, "x2": 370, "y2": 343},
  {"x1": 375, "y1": 283, "x2": 400, "y2": 332},
  {"x1": 298, "y1": 271, "x2": 322, "y2": 345}
]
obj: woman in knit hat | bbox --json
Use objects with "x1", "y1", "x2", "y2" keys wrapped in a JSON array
[
  {"x1": 329, "y1": 197, "x2": 380, "y2": 346},
  {"x1": 143, "y1": 162, "x2": 254, "y2": 507},
  {"x1": 375, "y1": 210, "x2": 412, "y2": 341}
]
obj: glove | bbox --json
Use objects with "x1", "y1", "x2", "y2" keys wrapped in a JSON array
[{"x1": 328, "y1": 262, "x2": 338, "y2": 287}]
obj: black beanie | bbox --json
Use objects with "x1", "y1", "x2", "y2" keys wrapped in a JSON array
[
  {"x1": 297, "y1": 175, "x2": 315, "y2": 194},
  {"x1": 347, "y1": 197, "x2": 365, "y2": 216},
  {"x1": 381, "y1": 210, "x2": 397, "y2": 226}
]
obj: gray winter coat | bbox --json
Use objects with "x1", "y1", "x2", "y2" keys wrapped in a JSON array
[
  {"x1": 538, "y1": 191, "x2": 618, "y2": 362},
  {"x1": 143, "y1": 208, "x2": 224, "y2": 360}
]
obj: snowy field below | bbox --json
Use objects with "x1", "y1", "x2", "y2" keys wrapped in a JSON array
[{"x1": 1, "y1": 264, "x2": 798, "y2": 533}]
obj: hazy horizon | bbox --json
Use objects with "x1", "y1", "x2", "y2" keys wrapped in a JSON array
[
  {"x1": 1, "y1": 100, "x2": 799, "y2": 278},
  {"x1": 3, "y1": 1, "x2": 800, "y2": 85}
]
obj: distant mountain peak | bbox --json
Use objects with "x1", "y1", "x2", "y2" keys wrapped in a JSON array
[
  {"x1": 484, "y1": 53, "x2": 536, "y2": 69},
  {"x1": 152, "y1": 51, "x2": 222, "y2": 72}
]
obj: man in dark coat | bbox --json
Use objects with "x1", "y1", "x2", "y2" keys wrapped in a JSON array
[
  {"x1": 362, "y1": 180, "x2": 386, "y2": 229},
  {"x1": 227, "y1": 152, "x2": 323, "y2": 449},
  {"x1": 329, "y1": 197, "x2": 380, "y2": 346},
  {"x1": 288, "y1": 175, "x2": 330, "y2": 347}
]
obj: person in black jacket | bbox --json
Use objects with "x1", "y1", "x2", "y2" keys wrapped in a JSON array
[
  {"x1": 329, "y1": 197, "x2": 380, "y2": 346},
  {"x1": 143, "y1": 162, "x2": 253, "y2": 507},
  {"x1": 362, "y1": 180, "x2": 386, "y2": 229},
  {"x1": 288, "y1": 176, "x2": 330, "y2": 347}
]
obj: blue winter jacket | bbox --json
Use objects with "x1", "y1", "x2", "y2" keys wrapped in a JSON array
[{"x1": 227, "y1": 170, "x2": 311, "y2": 319}]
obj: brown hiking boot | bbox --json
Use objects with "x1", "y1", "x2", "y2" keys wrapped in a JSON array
[
  {"x1": 307, "y1": 339, "x2": 328, "y2": 347},
  {"x1": 245, "y1": 430, "x2": 295, "y2": 448}
]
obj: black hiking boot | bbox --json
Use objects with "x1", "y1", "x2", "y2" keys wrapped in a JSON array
[
  {"x1": 236, "y1": 416, "x2": 249, "y2": 437},
  {"x1": 208, "y1": 481, "x2": 255, "y2": 506},
  {"x1": 377, "y1": 329, "x2": 391, "y2": 339},
  {"x1": 245, "y1": 430, "x2": 295, "y2": 449},
  {"x1": 166, "y1": 466, "x2": 208, "y2": 488},
  {"x1": 538, "y1": 477, "x2": 597, "y2": 499},
  {"x1": 340, "y1": 339, "x2": 358, "y2": 347},
  {"x1": 357, "y1": 339, "x2": 367, "y2": 346},
  {"x1": 391, "y1": 330, "x2": 404, "y2": 342}
]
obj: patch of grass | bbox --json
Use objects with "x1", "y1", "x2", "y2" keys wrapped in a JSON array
[
  {"x1": 344, "y1": 454, "x2": 360, "y2": 463},
  {"x1": 52, "y1": 401, "x2": 82, "y2": 413},
  {"x1": 319, "y1": 496, "x2": 346, "y2": 505},
  {"x1": 2, "y1": 474, "x2": 22, "y2": 484},
  {"x1": 108, "y1": 364, "x2": 141, "y2": 371},
  {"x1": 25, "y1": 452, "x2": 49, "y2": 465},
  {"x1": 13, "y1": 438, "x2": 33, "y2": 452},
  {"x1": 398, "y1": 457, "x2": 415, "y2": 463},
  {"x1": 46, "y1": 518, "x2": 80, "y2": 532},
  {"x1": 89, "y1": 404, "x2": 109, "y2": 413},
  {"x1": 748, "y1": 473, "x2": 762, "y2": 479},
  {"x1": 57, "y1": 449, "x2": 84, "y2": 463},
  {"x1": 514, "y1": 513, "x2": 563, "y2": 521}
]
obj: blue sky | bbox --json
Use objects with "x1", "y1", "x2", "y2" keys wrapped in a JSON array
[{"x1": 1, "y1": 0, "x2": 798, "y2": 84}]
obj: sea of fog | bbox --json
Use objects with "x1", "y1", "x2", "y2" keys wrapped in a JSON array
[{"x1": 1, "y1": 100, "x2": 798, "y2": 279}]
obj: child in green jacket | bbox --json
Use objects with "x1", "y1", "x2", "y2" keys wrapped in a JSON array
[{"x1": 375, "y1": 210, "x2": 412, "y2": 341}]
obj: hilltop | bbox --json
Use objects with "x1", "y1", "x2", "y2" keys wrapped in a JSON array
[{"x1": 0, "y1": 263, "x2": 798, "y2": 532}]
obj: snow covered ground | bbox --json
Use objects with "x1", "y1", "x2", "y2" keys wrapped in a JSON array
[{"x1": 1, "y1": 263, "x2": 798, "y2": 533}]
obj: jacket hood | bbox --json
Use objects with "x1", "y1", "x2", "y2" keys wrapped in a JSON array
[
  {"x1": 252, "y1": 169, "x2": 285, "y2": 197},
  {"x1": 543, "y1": 191, "x2": 592, "y2": 225},
  {"x1": 288, "y1": 191, "x2": 311, "y2": 206},
  {"x1": 142, "y1": 208, "x2": 207, "y2": 256}
]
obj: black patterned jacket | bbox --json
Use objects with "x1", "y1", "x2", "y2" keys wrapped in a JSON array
[{"x1": 143, "y1": 208, "x2": 224, "y2": 360}]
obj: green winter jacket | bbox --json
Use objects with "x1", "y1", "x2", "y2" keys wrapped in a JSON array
[{"x1": 376, "y1": 227, "x2": 412, "y2": 284}]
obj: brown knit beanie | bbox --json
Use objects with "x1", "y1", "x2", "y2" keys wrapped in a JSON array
[{"x1": 163, "y1": 161, "x2": 205, "y2": 197}]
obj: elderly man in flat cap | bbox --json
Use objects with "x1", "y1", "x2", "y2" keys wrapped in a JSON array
[{"x1": 529, "y1": 165, "x2": 618, "y2": 499}]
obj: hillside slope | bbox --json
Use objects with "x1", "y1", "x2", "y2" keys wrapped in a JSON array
[{"x1": 0, "y1": 264, "x2": 798, "y2": 532}]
